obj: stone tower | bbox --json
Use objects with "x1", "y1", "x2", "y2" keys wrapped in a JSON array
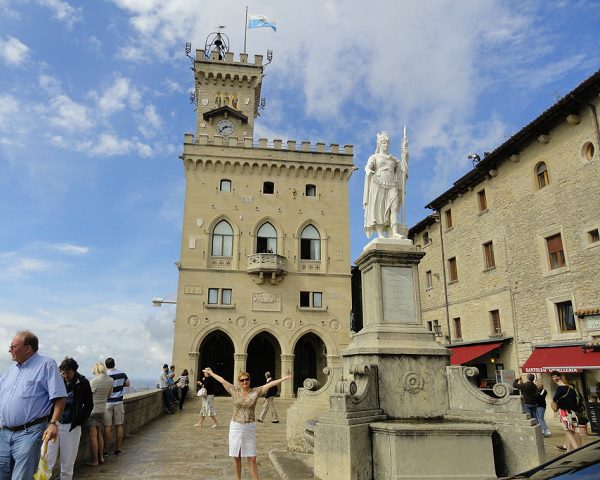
[{"x1": 171, "y1": 47, "x2": 356, "y2": 398}]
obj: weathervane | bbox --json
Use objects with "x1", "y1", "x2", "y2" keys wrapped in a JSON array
[{"x1": 204, "y1": 26, "x2": 230, "y2": 61}]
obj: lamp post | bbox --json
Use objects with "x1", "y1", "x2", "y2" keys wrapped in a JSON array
[{"x1": 152, "y1": 297, "x2": 177, "y2": 307}]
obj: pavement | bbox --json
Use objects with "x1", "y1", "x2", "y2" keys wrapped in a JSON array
[
  {"x1": 73, "y1": 396, "x2": 293, "y2": 479},
  {"x1": 70, "y1": 396, "x2": 598, "y2": 479}
]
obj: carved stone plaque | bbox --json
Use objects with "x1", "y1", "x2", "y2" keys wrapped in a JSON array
[
  {"x1": 184, "y1": 285, "x2": 203, "y2": 295},
  {"x1": 240, "y1": 196, "x2": 254, "y2": 203},
  {"x1": 251, "y1": 292, "x2": 281, "y2": 312},
  {"x1": 381, "y1": 266, "x2": 416, "y2": 323}
]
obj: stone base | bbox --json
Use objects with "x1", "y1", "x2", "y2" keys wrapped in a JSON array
[
  {"x1": 371, "y1": 421, "x2": 496, "y2": 479},
  {"x1": 341, "y1": 352, "x2": 450, "y2": 419}
]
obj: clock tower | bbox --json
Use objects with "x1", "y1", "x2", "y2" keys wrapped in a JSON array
[
  {"x1": 172, "y1": 42, "x2": 355, "y2": 398},
  {"x1": 193, "y1": 45, "x2": 264, "y2": 140}
]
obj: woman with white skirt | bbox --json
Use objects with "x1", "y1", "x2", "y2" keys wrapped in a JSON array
[{"x1": 202, "y1": 367, "x2": 290, "y2": 480}]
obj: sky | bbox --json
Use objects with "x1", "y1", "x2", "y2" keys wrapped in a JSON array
[{"x1": 1, "y1": 0, "x2": 599, "y2": 381}]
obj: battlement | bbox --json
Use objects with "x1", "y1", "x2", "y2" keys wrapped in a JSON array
[
  {"x1": 196, "y1": 49, "x2": 263, "y2": 67},
  {"x1": 183, "y1": 133, "x2": 353, "y2": 155}
]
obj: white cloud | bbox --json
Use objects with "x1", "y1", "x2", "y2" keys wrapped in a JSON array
[
  {"x1": 0, "y1": 256, "x2": 54, "y2": 279},
  {"x1": 0, "y1": 304, "x2": 174, "y2": 380},
  {"x1": 96, "y1": 77, "x2": 142, "y2": 115},
  {"x1": 137, "y1": 104, "x2": 162, "y2": 138},
  {"x1": 54, "y1": 243, "x2": 90, "y2": 255},
  {"x1": 0, "y1": 93, "x2": 20, "y2": 131},
  {"x1": 37, "y1": 0, "x2": 81, "y2": 27},
  {"x1": 80, "y1": 133, "x2": 153, "y2": 157},
  {"x1": 0, "y1": 36, "x2": 30, "y2": 66},
  {"x1": 38, "y1": 74, "x2": 63, "y2": 95},
  {"x1": 46, "y1": 94, "x2": 93, "y2": 131}
]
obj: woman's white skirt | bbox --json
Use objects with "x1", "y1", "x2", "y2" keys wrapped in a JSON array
[{"x1": 228, "y1": 421, "x2": 256, "y2": 457}]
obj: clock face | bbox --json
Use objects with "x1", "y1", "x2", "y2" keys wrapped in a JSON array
[{"x1": 216, "y1": 119, "x2": 235, "y2": 136}]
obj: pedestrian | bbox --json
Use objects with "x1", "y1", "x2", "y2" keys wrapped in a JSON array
[
  {"x1": 169, "y1": 364, "x2": 180, "y2": 403},
  {"x1": 103, "y1": 357, "x2": 130, "y2": 456},
  {"x1": 178, "y1": 369, "x2": 190, "y2": 410},
  {"x1": 257, "y1": 371, "x2": 279, "y2": 423},
  {"x1": 513, "y1": 373, "x2": 539, "y2": 423},
  {"x1": 550, "y1": 371, "x2": 582, "y2": 451},
  {"x1": 534, "y1": 379, "x2": 550, "y2": 437},
  {"x1": 0, "y1": 330, "x2": 67, "y2": 480},
  {"x1": 87, "y1": 362, "x2": 114, "y2": 465},
  {"x1": 47, "y1": 357, "x2": 94, "y2": 479},
  {"x1": 158, "y1": 364, "x2": 173, "y2": 413},
  {"x1": 195, "y1": 369, "x2": 219, "y2": 428},
  {"x1": 202, "y1": 367, "x2": 290, "y2": 480}
]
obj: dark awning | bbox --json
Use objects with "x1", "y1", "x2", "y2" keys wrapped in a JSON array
[
  {"x1": 449, "y1": 342, "x2": 503, "y2": 366},
  {"x1": 522, "y1": 346, "x2": 600, "y2": 373}
]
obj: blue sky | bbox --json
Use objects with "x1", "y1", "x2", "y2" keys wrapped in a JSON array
[{"x1": 1, "y1": 0, "x2": 599, "y2": 380}]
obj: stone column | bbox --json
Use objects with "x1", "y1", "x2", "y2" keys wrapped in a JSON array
[
  {"x1": 280, "y1": 354, "x2": 294, "y2": 398},
  {"x1": 233, "y1": 353, "x2": 247, "y2": 377},
  {"x1": 187, "y1": 352, "x2": 200, "y2": 382}
]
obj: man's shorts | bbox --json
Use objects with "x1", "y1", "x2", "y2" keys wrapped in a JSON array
[
  {"x1": 104, "y1": 403, "x2": 125, "y2": 426},
  {"x1": 86, "y1": 412, "x2": 105, "y2": 428}
]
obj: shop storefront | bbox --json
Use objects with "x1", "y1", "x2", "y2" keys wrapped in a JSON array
[
  {"x1": 522, "y1": 344, "x2": 600, "y2": 434},
  {"x1": 449, "y1": 339, "x2": 514, "y2": 393}
]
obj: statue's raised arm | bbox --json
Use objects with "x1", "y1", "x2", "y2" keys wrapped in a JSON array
[{"x1": 363, "y1": 130, "x2": 408, "y2": 239}]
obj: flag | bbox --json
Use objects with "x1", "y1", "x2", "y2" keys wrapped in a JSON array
[{"x1": 248, "y1": 13, "x2": 277, "y2": 31}]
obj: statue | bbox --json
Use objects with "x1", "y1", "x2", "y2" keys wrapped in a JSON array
[{"x1": 363, "y1": 129, "x2": 409, "y2": 239}]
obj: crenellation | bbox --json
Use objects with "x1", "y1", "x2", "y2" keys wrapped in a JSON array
[{"x1": 183, "y1": 133, "x2": 354, "y2": 155}]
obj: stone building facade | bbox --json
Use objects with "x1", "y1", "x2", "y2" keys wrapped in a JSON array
[
  {"x1": 170, "y1": 48, "x2": 354, "y2": 397},
  {"x1": 410, "y1": 69, "x2": 600, "y2": 418}
]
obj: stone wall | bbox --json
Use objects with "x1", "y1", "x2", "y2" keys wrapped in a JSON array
[{"x1": 412, "y1": 95, "x2": 600, "y2": 374}]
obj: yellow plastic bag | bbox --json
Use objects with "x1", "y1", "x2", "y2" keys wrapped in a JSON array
[{"x1": 33, "y1": 438, "x2": 50, "y2": 480}]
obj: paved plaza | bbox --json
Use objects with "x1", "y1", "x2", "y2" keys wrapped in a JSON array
[
  {"x1": 71, "y1": 395, "x2": 597, "y2": 479},
  {"x1": 74, "y1": 396, "x2": 293, "y2": 479}
]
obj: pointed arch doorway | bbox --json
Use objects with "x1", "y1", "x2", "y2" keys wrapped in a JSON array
[
  {"x1": 246, "y1": 332, "x2": 281, "y2": 388},
  {"x1": 199, "y1": 330, "x2": 234, "y2": 396},
  {"x1": 293, "y1": 333, "x2": 327, "y2": 393}
]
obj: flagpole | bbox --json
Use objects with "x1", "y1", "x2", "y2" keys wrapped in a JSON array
[{"x1": 243, "y1": 5, "x2": 248, "y2": 54}]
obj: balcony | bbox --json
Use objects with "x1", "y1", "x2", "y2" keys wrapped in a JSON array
[{"x1": 247, "y1": 253, "x2": 287, "y2": 284}]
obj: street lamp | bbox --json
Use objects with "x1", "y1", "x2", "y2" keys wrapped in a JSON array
[{"x1": 152, "y1": 297, "x2": 177, "y2": 307}]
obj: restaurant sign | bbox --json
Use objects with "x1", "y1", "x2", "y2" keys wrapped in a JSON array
[{"x1": 523, "y1": 367, "x2": 582, "y2": 373}]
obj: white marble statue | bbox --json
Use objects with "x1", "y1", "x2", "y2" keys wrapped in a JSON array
[{"x1": 363, "y1": 129, "x2": 409, "y2": 238}]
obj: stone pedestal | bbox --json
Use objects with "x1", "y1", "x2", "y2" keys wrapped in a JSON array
[
  {"x1": 371, "y1": 421, "x2": 496, "y2": 479},
  {"x1": 345, "y1": 241, "x2": 450, "y2": 418}
]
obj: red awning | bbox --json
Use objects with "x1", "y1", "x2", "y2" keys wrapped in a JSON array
[
  {"x1": 449, "y1": 342, "x2": 503, "y2": 366},
  {"x1": 522, "y1": 346, "x2": 600, "y2": 373}
]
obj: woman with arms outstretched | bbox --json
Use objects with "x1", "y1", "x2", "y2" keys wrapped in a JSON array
[{"x1": 202, "y1": 367, "x2": 290, "y2": 480}]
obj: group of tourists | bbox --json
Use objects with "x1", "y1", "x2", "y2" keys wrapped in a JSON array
[
  {"x1": 514, "y1": 371, "x2": 584, "y2": 452},
  {"x1": 158, "y1": 363, "x2": 190, "y2": 413},
  {"x1": 0, "y1": 330, "x2": 129, "y2": 479}
]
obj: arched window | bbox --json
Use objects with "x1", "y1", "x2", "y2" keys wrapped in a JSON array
[
  {"x1": 536, "y1": 162, "x2": 549, "y2": 189},
  {"x1": 211, "y1": 220, "x2": 233, "y2": 256},
  {"x1": 300, "y1": 225, "x2": 321, "y2": 260},
  {"x1": 257, "y1": 222, "x2": 277, "y2": 253}
]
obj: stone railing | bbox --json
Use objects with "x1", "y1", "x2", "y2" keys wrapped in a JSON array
[{"x1": 73, "y1": 389, "x2": 163, "y2": 466}]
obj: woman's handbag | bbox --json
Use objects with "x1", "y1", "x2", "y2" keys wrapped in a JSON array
[
  {"x1": 33, "y1": 438, "x2": 50, "y2": 480},
  {"x1": 197, "y1": 387, "x2": 207, "y2": 397}
]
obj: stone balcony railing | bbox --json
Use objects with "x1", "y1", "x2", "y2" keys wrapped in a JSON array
[{"x1": 247, "y1": 253, "x2": 287, "y2": 284}]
